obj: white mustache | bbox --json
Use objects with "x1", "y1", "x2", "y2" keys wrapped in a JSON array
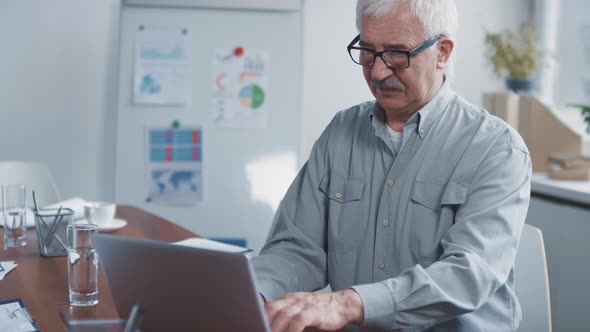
[{"x1": 371, "y1": 79, "x2": 406, "y2": 91}]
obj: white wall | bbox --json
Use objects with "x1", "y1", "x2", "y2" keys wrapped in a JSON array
[
  {"x1": 299, "y1": 0, "x2": 374, "y2": 164},
  {"x1": 534, "y1": 0, "x2": 559, "y2": 105},
  {"x1": 0, "y1": 0, "x2": 120, "y2": 202},
  {"x1": 299, "y1": 0, "x2": 533, "y2": 163},
  {"x1": 555, "y1": 0, "x2": 590, "y2": 106}
]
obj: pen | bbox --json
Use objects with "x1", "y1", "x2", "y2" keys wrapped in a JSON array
[
  {"x1": 123, "y1": 303, "x2": 143, "y2": 332},
  {"x1": 44, "y1": 206, "x2": 63, "y2": 247}
]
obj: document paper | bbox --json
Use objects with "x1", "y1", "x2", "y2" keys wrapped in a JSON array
[
  {"x1": 0, "y1": 299, "x2": 39, "y2": 332},
  {"x1": 133, "y1": 26, "x2": 192, "y2": 105},
  {"x1": 174, "y1": 238, "x2": 253, "y2": 258},
  {"x1": 211, "y1": 48, "x2": 269, "y2": 128}
]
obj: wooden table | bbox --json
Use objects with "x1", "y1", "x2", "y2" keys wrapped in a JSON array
[{"x1": 0, "y1": 205, "x2": 197, "y2": 331}]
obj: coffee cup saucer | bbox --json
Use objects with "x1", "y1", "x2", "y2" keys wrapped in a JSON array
[
  {"x1": 96, "y1": 218, "x2": 128, "y2": 232},
  {"x1": 78, "y1": 218, "x2": 128, "y2": 232}
]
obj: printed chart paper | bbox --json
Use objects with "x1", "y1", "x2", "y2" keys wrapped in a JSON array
[
  {"x1": 134, "y1": 27, "x2": 192, "y2": 105},
  {"x1": 146, "y1": 127, "x2": 202, "y2": 205},
  {"x1": 212, "y1": 47, "x2": 269, "y2": 128}
]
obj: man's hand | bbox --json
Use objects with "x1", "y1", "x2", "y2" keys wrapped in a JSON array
[{"x1": 264, "y1": 289, "x2": 363, "y2": 332}]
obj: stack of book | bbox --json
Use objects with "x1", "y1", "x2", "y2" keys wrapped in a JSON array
[{"x1": 548, "y1": 154, "x2": 590, "y2": 180}]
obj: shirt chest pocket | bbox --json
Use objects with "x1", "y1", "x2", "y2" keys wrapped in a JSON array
[
  {"x1": 409, "y1": 181, "x2": 467, "y2": 260},
  {"x1": 319, "y1": 173, "x2": 367, "y2": 251}
]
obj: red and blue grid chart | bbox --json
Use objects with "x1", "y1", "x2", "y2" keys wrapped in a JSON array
[{"x1": 146, "y1": 127, "x2": 202, "y2": 205}]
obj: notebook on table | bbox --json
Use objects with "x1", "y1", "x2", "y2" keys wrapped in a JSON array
[{"x1": 93, "y1": 233, "x2": 270, "y2": 332}]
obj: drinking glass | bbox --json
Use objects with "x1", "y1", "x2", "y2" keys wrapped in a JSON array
[
  {"x1": 67, "y1": 223, "x2": 99, "y2": 306},
  {"x1": 2, "y1": 184, "x2": 27, "y2": 248}
]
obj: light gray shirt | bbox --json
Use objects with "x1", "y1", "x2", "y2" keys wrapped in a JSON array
[{"x1": 252, "y1": 81, "x2": 532, "y2": 331}]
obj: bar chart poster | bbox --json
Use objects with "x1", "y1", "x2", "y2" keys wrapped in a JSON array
[
  {"x1": 145, "y1": 127, "x2": 202, "y2": 205},
  {"x1": 133, "y1": 26, "x2": 192, "y2": 105}
]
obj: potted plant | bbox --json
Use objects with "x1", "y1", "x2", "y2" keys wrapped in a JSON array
[
  {"x1": 570, "y1": 104, "x2": 590, "y2": 133},
  {"x1": 484, "y1": 23, "x2": 544, "y2": 93}
]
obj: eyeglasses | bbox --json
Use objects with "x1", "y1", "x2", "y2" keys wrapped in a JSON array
[{"x1": 347, "y1": 34, "x2": 444, "y2": 69}]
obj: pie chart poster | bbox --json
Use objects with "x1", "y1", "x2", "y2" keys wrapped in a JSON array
[{"x1": 211, "y1": 48, "x2": 269, "y2": 128}]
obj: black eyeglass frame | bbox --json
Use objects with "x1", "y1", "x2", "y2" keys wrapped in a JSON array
[{"x1": 347, "y1": 34, "x2": 445, "y2": 69}]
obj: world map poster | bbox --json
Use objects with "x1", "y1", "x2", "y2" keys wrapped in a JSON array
[{"x1": 145, "y1": 127, "x2": 202, "y2": 205}]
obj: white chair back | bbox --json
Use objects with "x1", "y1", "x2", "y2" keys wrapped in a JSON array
[
  {"x1": 515, "y1": 224, "x2": 552, "y2": 332},
  {"x1": 0, "y1": 161, "x2": 61, "y2": 208}
]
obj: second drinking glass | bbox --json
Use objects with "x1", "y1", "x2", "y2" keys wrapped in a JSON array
[{"x1": 67, "y1": 223, "x2": 99, "y2": 306}]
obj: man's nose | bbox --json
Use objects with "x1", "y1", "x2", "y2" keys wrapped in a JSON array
[{"x1": 370, "y1": 56, "x2": 393, "y2": 80}]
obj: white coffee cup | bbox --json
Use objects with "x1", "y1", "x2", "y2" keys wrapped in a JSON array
[{"x1": 84, "y1": 202, "x2": 116, "y2": 227}]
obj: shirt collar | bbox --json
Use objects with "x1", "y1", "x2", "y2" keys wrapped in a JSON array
[{"x1": 369, "y1": 78, "x2": 455, "y2": 139}]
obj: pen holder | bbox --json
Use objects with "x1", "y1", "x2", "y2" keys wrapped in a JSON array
[{"x1": 34, "y1": 208, "x2": 74, "y2": 257}]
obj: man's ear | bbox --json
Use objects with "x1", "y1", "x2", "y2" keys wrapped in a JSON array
[{"x1": 436, "y1": 38, "x2": 454, "y2": 70}]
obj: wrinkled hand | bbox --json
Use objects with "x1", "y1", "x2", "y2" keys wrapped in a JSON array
[{"x1": 265, "y1": 289, "x2": 363, "y2": 332}]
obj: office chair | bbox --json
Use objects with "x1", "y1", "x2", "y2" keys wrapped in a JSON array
[
  {"x1": 515, "y1": 224, "x2": 552, "y2": 332},
  {"x1": 0, "y1": 161, "x2": 61, "y2": 208}
]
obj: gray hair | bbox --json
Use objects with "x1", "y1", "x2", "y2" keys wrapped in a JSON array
[{"x1": 356, "y1": 0, "x2": 458, "y2": 80}]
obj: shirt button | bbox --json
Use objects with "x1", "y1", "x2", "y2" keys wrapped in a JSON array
[
  {"x1": 387, "y1": 179, "x2": 394, "y2": 186},
  {"x1": 335, "y1": 192, "x2": 342, "y2": 199},
  {"x1": 378, "y1": 262, "x2": 385, "y2": 269},
  {"x1": 419, "y1": 128, "x2": 425, "y2": 135},
  {"x1": 383, "y1": 219, "x2": 390, "y2": 227}
]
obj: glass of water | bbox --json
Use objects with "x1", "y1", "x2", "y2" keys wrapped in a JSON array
[
  {"x1": 2, "y1": 184, "x2": 27, "y2": 248},
  {"x1": 67, "y1": 223, "x2": 99, "y2": 306}
]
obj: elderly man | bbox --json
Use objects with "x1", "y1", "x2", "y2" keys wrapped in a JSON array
[{"x1": 252, "y1": 0, "x2": 531, "y2": 331}]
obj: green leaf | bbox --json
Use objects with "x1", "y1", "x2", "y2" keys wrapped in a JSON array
[{"x1": 569, "y1": 104, "x2": 590, "y2": 113}]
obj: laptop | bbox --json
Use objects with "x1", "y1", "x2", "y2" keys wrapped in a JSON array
[{"x1": 93, "y1": 233, "x2": 270, "y2": 332}]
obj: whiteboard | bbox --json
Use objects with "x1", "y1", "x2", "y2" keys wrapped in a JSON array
[
  {"x1": 114, "y1": 3, "x2": 302, "y2": 251},
  {"x1": 125, "y1": 0, "x2": 301, "y2": 11}
]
